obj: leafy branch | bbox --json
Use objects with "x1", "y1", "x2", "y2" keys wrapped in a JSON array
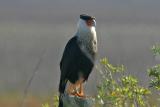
[{"x1": 96, "y1": 58, "x2": 150, "y2": 107}]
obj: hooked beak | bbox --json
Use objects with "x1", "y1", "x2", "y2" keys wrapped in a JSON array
[{"x1": 86, "y1": 19, "x2": 96, "y2": 27}]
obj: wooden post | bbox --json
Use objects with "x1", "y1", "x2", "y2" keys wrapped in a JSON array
[{"x1": 62, "y1": 93, "x2": 95, "y2": 107}]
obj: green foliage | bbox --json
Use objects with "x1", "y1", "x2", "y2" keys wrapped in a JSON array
[
  {"x1": 148, "y1": 44, "x2": 160, "y2": 90},
  {"x1": 148, "y1": 65, "x2": 160, "y2": 90},
  {"x1": 151, "y1": 44, "x2": 160, "y2": 56},
  {"x1": 96, "y1": 58, "x2": 150, "y2": 107},
  {"x1": 41, "y1": 95, "x2": 59, "y2": 107},
  {"x1": 53, "y1": 95, "x2": 59, "y2": 107},
  {"x1": 42, "y1": 103, "x2": 50, "y2": 107}
]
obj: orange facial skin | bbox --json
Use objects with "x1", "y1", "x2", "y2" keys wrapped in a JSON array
[{"x1": 86, "y1": 19, "x2": 94, "y2": 27}]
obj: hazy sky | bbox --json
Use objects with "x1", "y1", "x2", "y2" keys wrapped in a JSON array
[{"x1": 1, "y1": 0, "x2": 160, "y2": 25}]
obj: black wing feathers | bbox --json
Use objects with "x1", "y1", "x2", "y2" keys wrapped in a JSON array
[{"x1": 59, "y1": 36, "x2": 94, "y2": 93}]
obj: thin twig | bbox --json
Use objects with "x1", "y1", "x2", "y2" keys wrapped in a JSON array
[{"x1": 20, "y1": 48, "x2": 47, "y2": 107}]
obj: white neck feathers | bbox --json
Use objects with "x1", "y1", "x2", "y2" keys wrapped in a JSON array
[{"x1": 75, "y1": 19, "x2": 98, "y2": 58}]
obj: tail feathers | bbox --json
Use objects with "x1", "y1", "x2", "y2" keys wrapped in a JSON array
[
  {"x1": 59, "y1": 79, "x2": 67, "y2": 94},
  {"x1": 58, "y1": 94, "x2": 63, "y2": 107},
  {"x1": 58, "y1": 78, "x2": 67, "y2": 107}
]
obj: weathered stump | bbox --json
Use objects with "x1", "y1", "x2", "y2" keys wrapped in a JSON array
[{"x1": 62, "y1": 93, "x2": 95, "y2": 107}]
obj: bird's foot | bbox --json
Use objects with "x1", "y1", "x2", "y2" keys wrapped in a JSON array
[
  {"x1": 69, "y1": 92, "x2": 85, "y2": 98},
  {"x1": 76, "y1": 92, "x2": 85, "y2": 98}
]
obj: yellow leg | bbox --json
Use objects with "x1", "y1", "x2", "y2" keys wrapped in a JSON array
[
  {"x1": 76, "y1": 83, "x2": 85, "y2": 97},
  {"x1": 66, "y1": 78, "x2": 85, "y2": 97},
  {"x1": 66, "y1": 82, "x2": 76, "y2": 95}
]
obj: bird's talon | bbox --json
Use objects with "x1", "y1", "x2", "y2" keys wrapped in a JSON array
[{"x1": 76, "y1": 93, "x2": 85, "y2": 98}]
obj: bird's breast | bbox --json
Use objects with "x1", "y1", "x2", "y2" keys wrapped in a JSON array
[{"x1": 77, "y1": 33, "x2": 97, "y2": 61}]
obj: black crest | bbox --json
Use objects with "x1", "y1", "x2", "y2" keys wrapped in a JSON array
[{"x1": 80, "y1": 14, "x2": 95, "y2": 21}]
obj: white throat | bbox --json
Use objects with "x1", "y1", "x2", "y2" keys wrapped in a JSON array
[{"x1": 76, "y1": 19, "x2": 98, "y2": 59}]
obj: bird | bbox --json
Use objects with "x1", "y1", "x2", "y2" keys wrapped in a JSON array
[{"x1": 58, "y1": 14, "x2": 98, "y2": 107}]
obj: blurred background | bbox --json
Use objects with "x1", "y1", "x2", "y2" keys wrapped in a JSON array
[{"x1": 0, "y1": 0, "x2": 160, "y2": 106}]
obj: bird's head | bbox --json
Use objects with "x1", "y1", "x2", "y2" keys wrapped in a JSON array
[
  {"x1": 80, "y1": 14, "x2": 96, "y2": 27},
  {"x1": 77, "y1": 14, "x2": 96, "y2": 34}
]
